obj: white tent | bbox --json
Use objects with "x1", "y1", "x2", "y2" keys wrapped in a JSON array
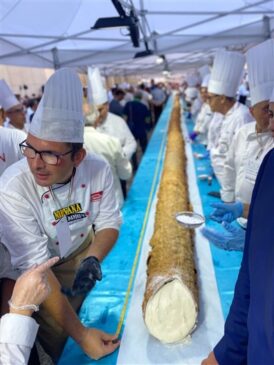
[{"x1": 1, "y1": 0, "x2": 274, "y2": 76}]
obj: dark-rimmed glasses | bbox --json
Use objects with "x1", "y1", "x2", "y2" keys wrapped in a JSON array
[{"x1": 19, "y1": 140, "x2": 72, "y2": 166}]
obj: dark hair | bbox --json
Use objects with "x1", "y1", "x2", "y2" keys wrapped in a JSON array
[{"x1": 66, "y1": 143, "x2": 83, "y2": 159}]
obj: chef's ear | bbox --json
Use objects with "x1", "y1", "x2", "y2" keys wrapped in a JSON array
[{"x1": 72, "y1": 146, "x2": 86, "y2": 167}]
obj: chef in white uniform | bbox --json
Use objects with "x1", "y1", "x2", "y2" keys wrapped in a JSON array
[
  {"x1": 0, "y1": 96, "x2": 27, "y2": 308},
  {"x1": 221, "y1": 39, "x2": 274, "y2": 204},
  {"x1": 192, "y1": 73, "x2": 213, "y2": 145},
  {"x1": 87, "y1": 67, "x2": 137, "y2": 160},
  {"x1": 208, "y1": 50, "x2": 253, "y2": 186},
  {"x1": 0, "y1": 80, "x2": 27, "y2": 131},
  {"x1": 0, "y1": 69, "x2": 121, "y2": 361},
  {"x1": 84, "y1": 122, "x2": 132, "y2": 208}
]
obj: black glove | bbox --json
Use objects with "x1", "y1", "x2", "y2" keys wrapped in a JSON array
[{"x1": 62, "y1": 256, "x2": 102, "y2": 297}]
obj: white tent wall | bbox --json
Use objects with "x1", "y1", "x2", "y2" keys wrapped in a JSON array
[{"x1": 0, "y1": 0, "x2": 274, "y2": 78}]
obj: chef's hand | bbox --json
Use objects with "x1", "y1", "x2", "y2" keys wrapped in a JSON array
[
  {"x1": 10, "y1": 257, "x2": 59, "y2": 316},
  {"x1": 62, "y1": 256, "x2": 102, "y2": 296},
  {"x1": 78, "y1": 327, "x2": 120, "y2": 360},
  {"x1": 210, "y1": 201, "x2": 243, "y2": 223},
  {"x1": 201, "y1": 222, "x2": 245, "y2": 251},
  {"x1": 201, "y1": 351, "x2": 219, "y2": 365}
]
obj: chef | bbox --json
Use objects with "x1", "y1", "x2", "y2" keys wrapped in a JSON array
[
  {"x1": 0, "y1": 68, "x2": 121, "y2": 361},
  {"x1": 0, "y1": 80, "x2": 27, "y2": 131},
  {"x1": 84, "y1": 118, "x2": 132, "y2": 208},
  {"x1": 221, "y1": 38, "x2": 274, "y2": 205},
  {"x1": 202, "y1": 39, "x2": 274, "y2": 252},
  {"x1": 208, "y1": 50, "x2": 253, "y2": 186},
  {"x1": 191, "y1": 73, "x2": 213, "y2": 145},
  {"x1": 87, "y1": 67, "x2": 137, "y2": 160}
]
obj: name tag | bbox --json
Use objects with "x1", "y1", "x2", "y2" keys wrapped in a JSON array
[
  {"x1": 56, "y1": 217, "x2": 73, "y2": 258},
  {"x1": 245, "y1": 158, "x2": 261, "y2": 183}
]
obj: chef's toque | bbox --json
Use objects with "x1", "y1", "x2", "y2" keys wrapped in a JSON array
[
  {"x1": 88, "y1": 67, "x2": 108, "y2": 106},
  {"x1": 208, "y1": 50, "x2": 245, "y2": 97},
  {"x1": 29, "y1": 68, "x2": 84, "y2": 143},
  {"x1": 247, "y1": 39, "x2": 274, "y2": 106},
  {"x1": 0, "y1": 80, "x2": 20, "y2": 111}
]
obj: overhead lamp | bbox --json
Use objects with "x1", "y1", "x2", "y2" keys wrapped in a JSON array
[
  {"x1": 156, "y1": 54, "x2": 166, "y2": 65},
  {"x1": 134, "y1": 40, "x2": 154, "y2": 58},
  {"x1": 92, "y1": 15, "x2": 140, "y2": 47}
]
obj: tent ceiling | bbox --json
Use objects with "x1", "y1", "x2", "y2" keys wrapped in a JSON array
[{"x1": 0, "y1": 0, "x2": 274, "y2": 76}]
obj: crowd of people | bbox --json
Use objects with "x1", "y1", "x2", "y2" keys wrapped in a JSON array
[{"x1": 1, "y1": 37, "x2": 274, "y2": 365}]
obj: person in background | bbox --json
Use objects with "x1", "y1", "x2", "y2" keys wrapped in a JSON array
[
  {"x1": 208, "y1": 50, "x2": 253, "y2": 187},
  {"x1": 87, "y1": 67, "x2": 137, "y2": 162},
  {"x1": 0, "y1": 68, "x2": 121, "y2": 362},
  {"x1": 190, "y1": 73, "x2": 213, "y2": 145},
  {"x1": 0, "y1": 257, "x2": 59, "y2": 365},
  {"x1": 0, "y1": 80, "x2": 27, "y2": 131},
  {"x1": 123, "y1": 90, "x2": 151, "y2": 171},
  {"x1": 84, "y1": 117, "x2": 132, "y2": 208},
  {"x1": 109, "y1": 89, "x2": 125, "y2": 117},
  {"x1": 202, "y1": 39, "x2": 274, "y2": 252},
  {"x1": 150, "y1": 82, "x2": 166, "y2": 124},
  {"x1": 87, "y1": 67, "x2": 137, "y2": 198}
]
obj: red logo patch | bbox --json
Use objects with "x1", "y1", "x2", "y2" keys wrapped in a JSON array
[{"x1": 90, "y1": 191, "x2": 103, "y2": 202}]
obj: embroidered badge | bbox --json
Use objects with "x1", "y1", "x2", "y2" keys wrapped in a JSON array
[
  {"x1": 90, "y1": 191, "x2": 103, "y2": 202},
  {"x1": 53, "y1": 203, "x2": 82, "y2": 220}
]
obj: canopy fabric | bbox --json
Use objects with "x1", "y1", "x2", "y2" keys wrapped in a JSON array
[{"x1": 0, "y1": 0, "x2": 274, "y2": 76}]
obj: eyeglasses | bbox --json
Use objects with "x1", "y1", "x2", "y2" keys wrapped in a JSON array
[{"x1": 19, "y1": 140, "x2": 72, "y2": 165}]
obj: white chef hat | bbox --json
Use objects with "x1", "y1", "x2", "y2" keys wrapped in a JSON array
[
  {"x1": 201, "y1": 73, "x2": 211, "y2": 88},
  {"x1": 208, "y1": 50, "x2": 245, "y2": 97},
  {"x1": 247, "y1": 39, "x2": 274, "y2": 106},
  {"x1": 0, "y1": 80, "x2": 20, "y2": 111},
  {"x1": 185, "y1": 87, "x2": 198, "y2": 102},
  {"x1": 29, "y1": 68, "x2": 84, "y2": 143},
  {"x1": 88, "y1": 67, "x2": 108, "y2": 106}
]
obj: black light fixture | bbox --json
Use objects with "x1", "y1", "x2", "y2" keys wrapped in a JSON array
[
  {"x1": 92, "y1": 0, "x2": 140, "y2": 48},
  {"x1": 134, "y1": 41, "x2": 154, "y2": 58}
]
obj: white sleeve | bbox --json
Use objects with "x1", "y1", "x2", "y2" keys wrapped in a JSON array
[
  {"x1": 114, "y1": 142, "x2": 132, "y2": 180},
  {"x1": 120, "y1": 122, "x2": 137, "y2": 160},
  {"x1": 0, "y1": 314, "x2": 39, "y2": 365},
  {"x1": 220, "y1": 133, "x2": 238, "y2": 202},
  {"x1": 93, "y1": 163, "x2": 122, "y2": 232},
  {"x1": 0, "y1": 191, "x2": 50, "y2": 272}
]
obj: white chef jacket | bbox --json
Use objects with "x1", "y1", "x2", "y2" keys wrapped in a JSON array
[
  {"x1": 84, "y1": 126, "x2": 132, "y2": 208},
  {"x1": 210, "y1": 102, "x2": 253, "y2": 185},
  {"x1": 0, "y1": 314, "x2": 38, "y2": 365},
  {"x1": 207, "y1": 112, "x2": 224, "y2": 151},
  {"x1": 0, "y1": 153, "x2": 122, "y2": 272},
  {"x1": 0, "y1": 127, "x2": 26, "y2": 176},
  {"x1": 194, "y1": 102, "x2": 213, "y2": 145},
  {"x1": 191, "y1": 94, "x2": 203, "y2": 120},
  {"x1": 221, "y1": 121, "x2": 274, "y2": 204},
  {"x1": 96, "y1": 112, "x2": 137, "y2": 160},
  {"x1": 0, "y1": 127, "x2": 26, "y2": 280}
]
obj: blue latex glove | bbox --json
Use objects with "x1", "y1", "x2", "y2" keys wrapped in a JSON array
[
  {"x1": 210, "y1": 201, "x2": 243, "y2": 223},
  {"x1": 201, "y1": 222, "x2": 245, "y2": 251},
  {"x1": 62, "y1": 256, "x2": 102, "y2": 296},
  {"x1": 189, "y1": 131, "x2": 198, "y2": 141}
]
